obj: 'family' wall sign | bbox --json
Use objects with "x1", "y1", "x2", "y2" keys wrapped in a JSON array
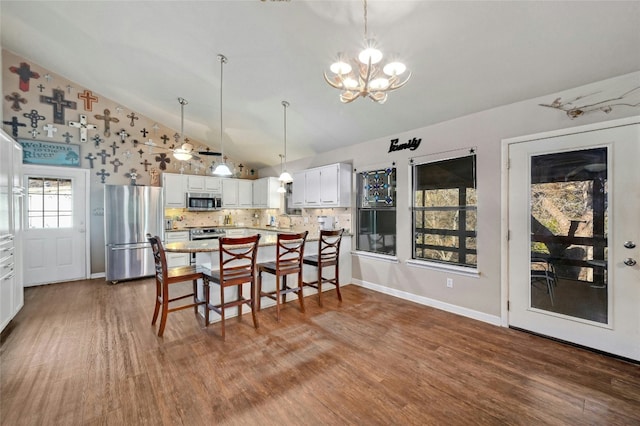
[{"x1": 388, "y1": 137, "x2": 421, "y2": 153}]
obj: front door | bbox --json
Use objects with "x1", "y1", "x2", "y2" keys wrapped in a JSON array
[
  {"x1": 507, "y1": 119, "x2": 640, "y2": 361},
  {"x1": 22, "y1": 165, "x2": 89, "y2": 286}
]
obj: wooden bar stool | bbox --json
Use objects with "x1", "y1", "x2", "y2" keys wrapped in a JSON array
[
  {"x1": 147, "y1": 234, "x2": 206, "y2": 337},
  {"x1": 202, "y1": 234, "x2": 261, "y2": 340},
  {"x1": 303, "y1": 229, "x2": 344, "y2": 306},
  {"x1": 257, "y1": 231, "x2": 308, "y2": 322}
]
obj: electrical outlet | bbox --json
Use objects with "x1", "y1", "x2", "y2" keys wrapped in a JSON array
[{"x1": 446, "y1": 278, "x2": 453, "y2": 288}]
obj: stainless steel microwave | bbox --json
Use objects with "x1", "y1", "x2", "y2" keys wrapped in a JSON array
[{"x1": 186, "y1": 192, "x2": 222, "y2": 211}]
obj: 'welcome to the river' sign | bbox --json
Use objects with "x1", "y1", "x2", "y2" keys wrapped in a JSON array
[{"x1": 19, "y1": 140, "x2": 80, "y2": 167}]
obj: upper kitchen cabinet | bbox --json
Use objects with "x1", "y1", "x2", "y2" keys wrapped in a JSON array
[
  {"x1": 252, "y1": 177, "x2": 281, "y2": 209},
  {"x1": 186, "y1": 175, "x2": 222, "y2": 193},
  {"x1": 222, "y1": 179, "x2": 253, "y2": 208},
  {"x1": 292, "y1": 163, "x2": 352, "y2": 208},
  {"x1": 162, "y1": 173, "x2": 186, "y2": 208}
]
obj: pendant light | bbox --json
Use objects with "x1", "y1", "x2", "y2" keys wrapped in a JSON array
[
  {"x1": 173, "y1": 97, "x2": 193, "y2": 161},
  {"x1": 277, "y1": 154, "x2": 287, "y2": 193},
  {"x1": 212, "y1": 54, "x2": 232, "y2": 177},
  {"x1": 278, "y1": 100, "x2": 293, "y2": 183}
]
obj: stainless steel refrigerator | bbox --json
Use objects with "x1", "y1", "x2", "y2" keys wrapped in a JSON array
[{"x1": 105, "y1": 185, "x2": 163, "y2": 283}]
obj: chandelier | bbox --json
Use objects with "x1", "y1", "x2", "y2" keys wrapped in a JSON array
[
  {"x1": 173, "y1": 97, "x2": 194, "y2": 161},
  {"x1": 212, "y1": 54, "x2": 233, "y2": 176},
  {"x1": 324, "y1": 0, "x2": 410, "y2": 104}
]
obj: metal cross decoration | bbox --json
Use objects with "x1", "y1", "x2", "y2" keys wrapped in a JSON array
[
  {"x1": 140, "y1": 128, "x2": 148, "y2": 137},
  {"x1": 68, "y1": 114, "x2": 97, "y2": 143},
  {"x1": 160, "y1": 134, "x2": 169, "y2": 144},
  {"x1": 140, "y1": 159, "x2": 151, "y2": 171},
  {"x1": 110, "y1": 158, "x2": 123, "y2": 173},
  {"x1": 2, "y1": 117, "x2": 26, "y2": 137},
  {"x1": 109, "y1": 141, "x2": 119, "y2": 155},
  {"x1": 61, "y1": 132, "x2": 73, "y2": 143},
  {"x1": 124, "y1": 169, "x2": 139, "y2": 185},
  {"x1": 127, "y1": 112, "x2": 139, "y2": 127},
  {"x1": 155, "y1": 153, "x2": 171, "y2": 170},
  {"x1": 94, "y1": 108, "x2": 120, "y2": 137},
  {"x1": 9, "y1": 62, "x2": 40, "y2": 92},
  {"x1": 22, "y1": 109, "x2": 46, "y2": 128},
  {"x1": 43, "y1": 123, "x2": 57, "y2": 138},
  {"x1": 5, "y1": 92, "x2": 27, "y2": 111},
  {"x1": 84, "y1": 153, "x2": 97, "y2": 168},
  {"x1": 96, "y1": 168, "x2": 110, "y2": 184},
  {"x1": 77, "y1": 89, "x2": 98, "y2": 111},
  {"x1": 37, "y1": 84, "x2": 45, "y2": 93},
  {"x1": 96, "y1": 149, "x2": 111, "y2": 165},
  {"x1": 40, "y1": 88, "x2": 77, "y2": 124},
  {"x1": 117, "y1": 129, "x2": 130, "y2": 143},
  {"x1": 92, "y1": 134, "x2": 103, "y2": 148},
  {"x1": 30, "y1": 128, "x2": 40, "y2": 138}
]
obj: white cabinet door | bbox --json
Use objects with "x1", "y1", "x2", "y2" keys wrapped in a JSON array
[
  {"x1": 187, "y1": 175, "x2": 205, "y2": 191},
  {"x1": 252, "y1": 178, "x2": 267, "y2": 207},
  {"x1": 205, "y1": 177, "x2": 222, "y2": 193},
  {"x1": 163, "y1": 173, "x2": 186, "y2": 207},
  {"x1": 238, "y1": 180, "x2": 253, "y2": 208},
  {"x1": 304, "y1": 168, "x2": 321, "y2": 205},
  {"x1": 222, "y1": 179, "x2": 238, "y2": 207},
  {"x1": 292, "y1": 171, "x2": 306, "y2": 207},
  {"x1": 319, "y1": 164, "x2": 339, "y2": 205},
  {"x1": 164, "y1": 231, "x2": 189, "y2": 267}
]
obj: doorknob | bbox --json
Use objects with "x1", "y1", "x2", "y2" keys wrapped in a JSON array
[
  {"x1": 623, "y1": 258, "x2": 637, "y2": 266},
  {"x1": 623, "y1": 241, "x2": 636, "y2": 249}
]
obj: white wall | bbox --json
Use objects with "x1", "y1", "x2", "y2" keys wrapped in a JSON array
[{"x1": 261, "y1": 71, "x2": 640, "y2": 322}]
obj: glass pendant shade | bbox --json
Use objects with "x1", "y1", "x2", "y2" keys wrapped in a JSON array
[
  {"x1": 213, "y1": 54, "x2": 232, "y2": 177},
  {"x1": 278, "y1": 170, "x2": 293, "y2": 183},
  {"x1": 173, "y1": 97, "x2": 193, "y2": 161},
  {"x1": 277, "y1": 184, "x2": 286, "y2": 194},
  {"x1": 213, "y1": 162, "x2": 232, "y2": 176}
]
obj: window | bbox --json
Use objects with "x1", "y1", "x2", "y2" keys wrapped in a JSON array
[
  {"x1": 412, "y1": 153, "x2": 477, "y2": 267},
  {"x1": 356, "y1": 167, "x2": 396, "y2": 255},
  {"x1": 27, "y1": 177, "x2": 73, "y2": 228}
]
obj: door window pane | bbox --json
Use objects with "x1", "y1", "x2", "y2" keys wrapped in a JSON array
[
  {"x1": 27, "y1": 177, "x2": 73, "y2": 228},
  {"x1": 356, "y1": 167, "x2": 396, "y2": 255}
]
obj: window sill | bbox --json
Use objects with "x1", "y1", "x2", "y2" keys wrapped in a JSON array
[
  {"x1": 405, "y1": 259, "x2": 480, "y2": 278},
  {"x1": 351, "y1": 250, "x2": 399, "y2": 263}
]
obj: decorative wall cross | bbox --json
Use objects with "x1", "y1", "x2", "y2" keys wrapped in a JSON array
[
  {"x1": 127, "y1": 112, "x2": 139, "y2": 127},
  {"x1": 96, "y1": 169, "x2": 110, "y2": 184},
  {"x1": 140, "y1": 128, "x2": 148, "y2": 137},
  {"x1": 2, "y1": 117, "x2": 27, "y2": 137},
  {"x1": 5, "y1": 92, "x2": 27, "y2": 111},
  {"x1": 124, "y1": 169, "x2": 138, "y2": 185},
  {"x1": 40, "y1": 88, "x2": 77, "y2": 124},
  {"x1": 140, "y1": 158, "x2": 151, "y2": 171},
  {"x1": 43, "y1": 123, "x2": 58, "y2": 138},
  {"x1": 30, "y1": 129, "x2": 40, "y2": 138},
  {"x1": 77, "y1": 90, "x2": 98, "y2": 111},
  {"x1": 137, "y1": 149, "x2": 145, "y2": 158},
  {"x1": 173, "y1": 132, "x2": 180, "y2": 143},
  {"x1": 97, "y1": 149, "x2": 111, "y2": 165},
  {"x1": 92, "y1": 134, "x2": 103, "y2": 147},
  {"x1": 9, "y1": 62, "x2": 40, "y2": 92},
  {"x1": 160, "y1": 134, "x2": 169, "y2": 144},
  {"x1": 22, "y1": 109, "x2": 46, "y2": 128},
  {"x1": 155, "y1": 153, "x2": 171, "y2": 170},
  {"x1": 68, "y1": 114, "x2": 98, "y2": 143},
  {"x1": 131, "y1": 139, "x2": 139, "y2": 148},
  {"x1": 117, "y1": 129, "x2": 130, "y2": 143},
  {"x1": 61, "y1": 132, "x2": 73, "y2": 143},
  {"x1": 110, "y1": 158, "x2": 123, "y2": 173},
  {"x1": 94, "y1": 108, "x2": 119, "y2": 137},
  {"x1": 110, "y1": 142, "x2": 119, "y2": 155},
  {"x1": 37, "y1": 84, "x2": 45, "y2": 93},
  {"x1": 84, "y1": 153, "x2": 97, "y2": 168}
]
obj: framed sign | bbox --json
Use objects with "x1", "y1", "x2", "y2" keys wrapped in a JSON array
[{"x1": 19, "y1": 139, "x2": 81, "y2": 167}]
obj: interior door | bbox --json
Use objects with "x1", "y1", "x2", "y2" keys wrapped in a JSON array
[
  {"x1": 507, "y1": 121, "x2": 639, "y2": 361},
  {"x1": 23, "y1": 165, "x2": 89, "y2": 286}
]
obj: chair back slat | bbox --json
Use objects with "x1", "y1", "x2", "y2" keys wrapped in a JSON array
[
  {"x1": 218, "y1": 235, "x2": 261, "y2": 284},
  {"x1": 147, "y1": 233, "x2": 168, "y2": 283},
  {"x1": 276, "y1": 231, "x2": 308, "y2": 271},
  {"x1": 318, "y1": 229, "x2": 344, "y2": 264}
]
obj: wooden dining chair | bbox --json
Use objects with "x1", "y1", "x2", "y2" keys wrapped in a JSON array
[
  {"x1": 147, "y1": 234, "x2": 206, "y2": 337},
  {"x1": 303, "y1": 228, "x2": 344, "y2": 307},
  {"x1": 257, "y1": 231, "x2": 308, "y2": 322},
  {"x1": 201, "y1": 234, "x2": 261, "y2": 340}
]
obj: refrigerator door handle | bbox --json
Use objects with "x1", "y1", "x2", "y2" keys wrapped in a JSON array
[{"x1": 109, "y1": 244, "x2": 151, "y2": 251}]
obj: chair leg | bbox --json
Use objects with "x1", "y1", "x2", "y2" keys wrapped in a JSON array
[
  {"x1": 192, "y1": 279, "x2": 199, "y2": 316},
  {"x1": 297, "y1": 270, "x2": 305, "y2": 314},
  {"x1": 335, "y1": 263, "x2": 342, "y2": 302},
  {"x1": 220, "y1": 284, "x2": 226, "y2": 340},
  {"x1": 316, "y1": 265, "x2": 323, "y2": 307},
  {"x1": 257, "y1": 270, "x2": 263, "y2": 311},
  {"x1": 275, "y1": 274, "x2": 282, "y2": 322},
  {"x1": 282, "y1": 275, "x2": 287, "y2": 304},
  {"x1": 250, "y1": 280, "x2": 259, "y2": 330},
  {"x1": 203, "y1": 277, "x2": 210, "y2": 327},
  {"x1": 158, "y1": 295, "x2": 169, "y2": 337},
  {"x1": 151, "y1": 279, "x2": 161, "y2": 325},
  {"x1": 237, "y1": 284, "x2": 243, "y2": 320}
]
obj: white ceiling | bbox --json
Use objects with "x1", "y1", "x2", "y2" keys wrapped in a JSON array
[{"x1": 2, "y1": 1, "x2": 639, "y2": 169}]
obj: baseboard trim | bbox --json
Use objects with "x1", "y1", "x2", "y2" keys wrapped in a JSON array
[{"x1": 352, "y1": 278, "x2": 502, "y2": 327}]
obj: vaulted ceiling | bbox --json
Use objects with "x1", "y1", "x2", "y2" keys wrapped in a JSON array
[{"x1": 2, "y1": 1, "x2": 639, "y2": 169}]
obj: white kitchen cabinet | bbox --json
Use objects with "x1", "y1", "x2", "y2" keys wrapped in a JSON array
[
  {"x1": 164, "y1": 231, "x2": 189, "y2": 268},
  {"x1": 163, "y1": 173, "x2": 187, "y2": 208},
  {"x1": 252, "y1": 177, "x2": 281, "y2": 209},
  {"x1": 291, "y1": 163, "x2": 352, "y2": 208},
  {"x1": 222, "y1": 179, "x2": 253, "y2": 208},
  {"x1": 186, "y1": 175, "x2": 221, "y2": 193},
  {"x1": 205, "y1": 176, "x2": 222, "y2": 193},
  {"x1": 186, "y1": 175, "x2": 205, "y2": 191},
  {"x1": 291, "y1": 170, "x2": 306, "y2": 207}
]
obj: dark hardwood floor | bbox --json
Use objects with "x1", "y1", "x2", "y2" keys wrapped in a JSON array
[{"x1": 1, "y1": 278, "x2": 639, "y2": 425}]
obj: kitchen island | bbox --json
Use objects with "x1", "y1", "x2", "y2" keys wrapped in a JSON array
[{"x1": 164, "y1": 232, "x2": 351, "y2": 323}]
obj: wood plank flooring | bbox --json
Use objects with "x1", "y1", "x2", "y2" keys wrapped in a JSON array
[{"x1": 1, "y1": 278, "x2": 639, "y2": 425}]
